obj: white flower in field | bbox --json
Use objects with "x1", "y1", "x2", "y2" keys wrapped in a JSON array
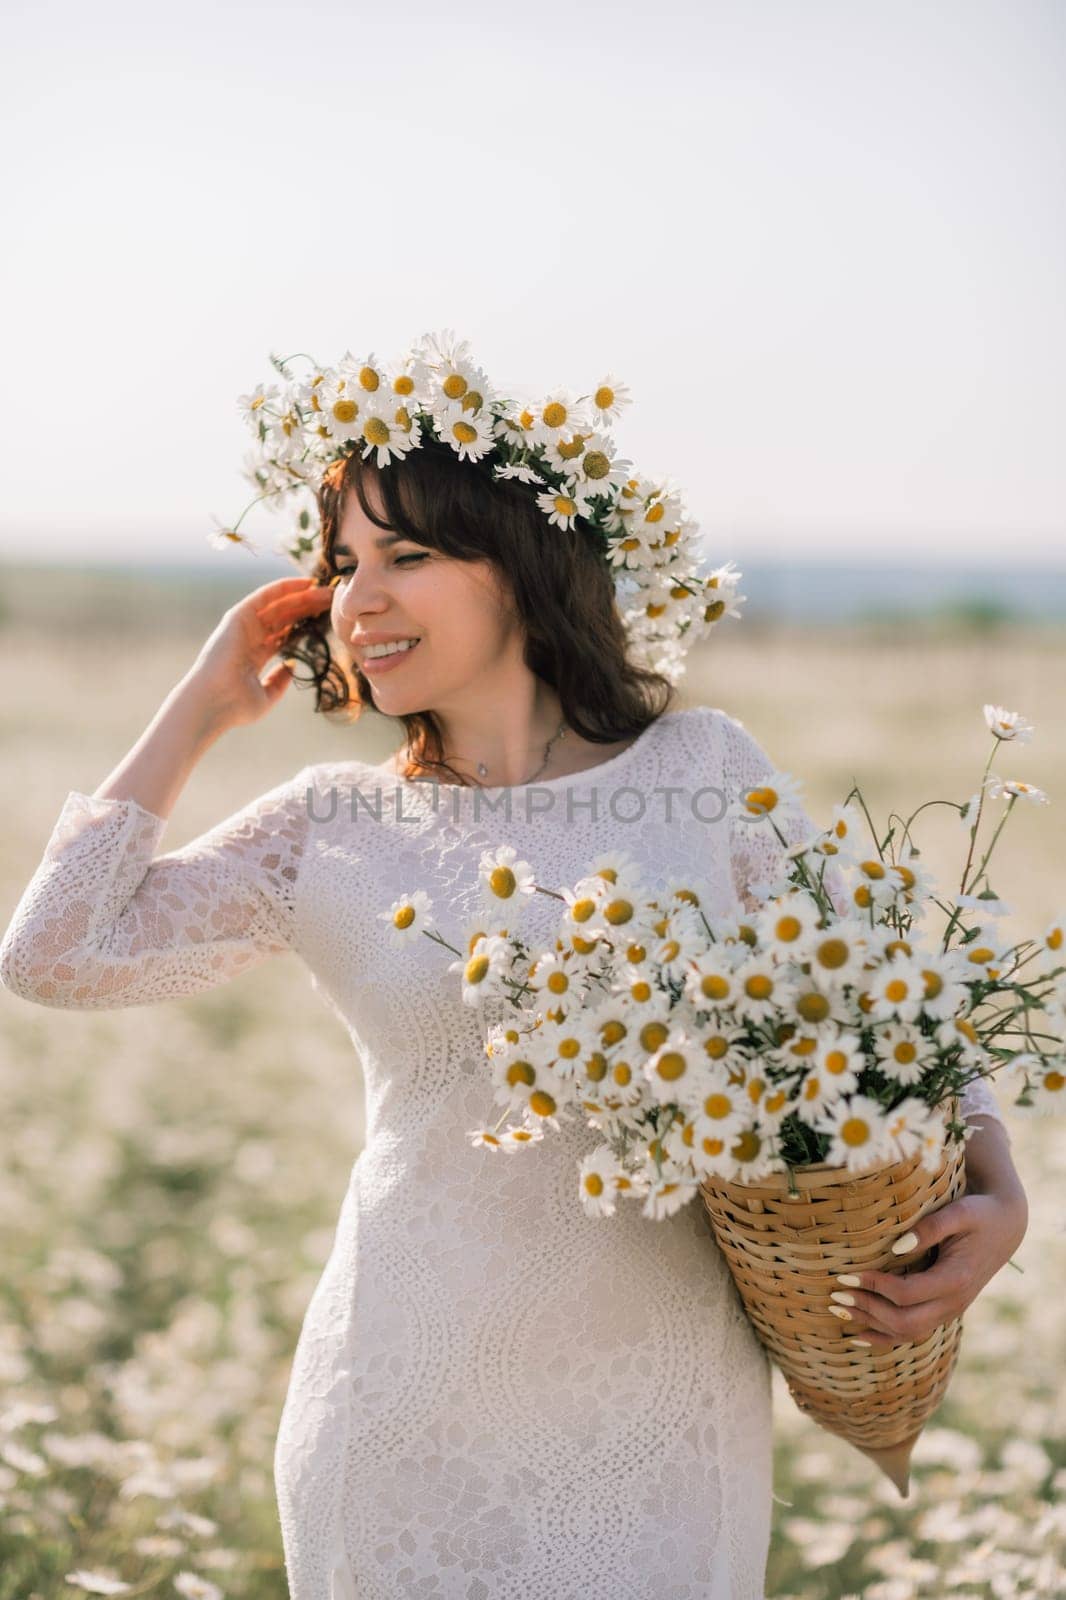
[
  {"x1": 1040, "y1": 913, "x2": 1065, "y2": 960},
  {"x1": 64, "y1": 1575, "x2": 132, "y2": 1597},
  {"x1": 873, "y1": 1022, "x2": 935, "y2": 1087},
  {"x1": 378, "y1": 888, "x2": 434, "y2": 947},
  {"x1": 814, "y1": 1094, "x2": 894, "y2": 1173},
  {"x1": 1, "y1": 1438, "x2": 47, "y2": 1474},
  {"x1": 174, "y1": 1575, "x2": 223, "y2": 1600},
  {"x1": 983, "y1": 704, "x2": 1034, "y2": 742},
  {"x1": 985, "y1": 774, "x2": 1049, "y2": 805},
  {"x1": 577, "y1": 1145, "x2": 627, "y2": 1217},
  {"x1": 0, "y1": 1400, "x2": 57, "y2": 1431},
  {"x1": 882, "y1": 1096, "x2": 941, "y2": 1163},
  {"x1": 478, "y1": 844, "x2": 536, "y2": 907}
]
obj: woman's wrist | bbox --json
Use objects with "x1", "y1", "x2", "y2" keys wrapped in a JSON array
[{"x1": 963, "y1": 1116, "x2": 1028, "y2": 1227}]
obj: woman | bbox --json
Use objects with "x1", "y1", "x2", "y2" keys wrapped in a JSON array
[{"x1": 0, "y1": 439, "x2": 1027, "y2": 1599}]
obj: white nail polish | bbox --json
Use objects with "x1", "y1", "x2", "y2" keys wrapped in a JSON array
[
  {"x1": 891, "y1": 1230, "x2": 919, "y2": 1255},
  {"x1": 849, "y1": 1338, "x2": 872, "y2": 1346},
  {"x1": 828, "y1": 1304, "x2": 852, "y2": 1320},
  {"x1": 830, "y1": 1291, "x2": 856, "y2": 1306},
  {"x1": 836, "y1": 1273, "x2": 862, "y2": 1287}
]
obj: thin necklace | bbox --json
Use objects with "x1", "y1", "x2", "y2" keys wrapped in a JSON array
[
  {"x1": 474, "y1": 718, "x2": 568, "y2": 786},
  {"x1": 405, "y1": 717, "x2": 569, "y2": 786}
]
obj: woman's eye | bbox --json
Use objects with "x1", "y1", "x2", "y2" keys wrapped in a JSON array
[{"x1": 334, "y1": 553, "x2": 427, "y2": 577}]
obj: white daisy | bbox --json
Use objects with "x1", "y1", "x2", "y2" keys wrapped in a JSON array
[
  {"x1": 356, "y1": 402, "x2": 423, "y2": 468},
  {"x1": 492, "y1": 460, "x2": 547, "y2": 487},
  {"x1": 236, "y1": 381, "x2": 281, "y2": 426},
  {"x1": 447, "y1": 931, "x2": 513, "y2": 1006},
  {"x1": 872, "y1": 1021, "x2": 935, "y2": 1086},
  {"x1": 863, "y1": 953, "x2": 929, "y2": 1023},
  {"x1": 1026, "y1": 1057, "x2": 1066, "y2": 1113},
  {"x1": 525, "y1": 387, "x2": 594, "y2": 451},
  {"x1": 378, "y1": 889, "x2": 434, "y2": 948},
  {"x1": 985, "y1": 775, "x2": 1049, "y2": 805},
  {"x1": 815, "y1": 1093, "x2": 894, "y2": 1173},
  {"x1": 851, "y1": 856, "x2": 909, "y2": 912},
  {"x1": 881, "y1": 1095, "x2": 938, "y2": 1163},
  {"x1": 586, "y1": 373, "x2": 633, "y2": 424},
  {"x1": 478, "y1": 844, "x2": 537, "y2": 908},
  {"x1": 64, "y1": 1577, "x2": 132, "y2": 1597},
  {"x1": 684, "y1": 950, "x2": 744, "y2": 1013},
  {"x1": 173, "y1": 1576, "x2": 223, "y2": 1600},
  {"x1": 317, "y1": 371, "x2": 367, "y2": 443},
  {"x1": 756, "y1": 892, "x2": 824, "y2": 958},
  {"x1": 731, "y1": 953, "x2": 796, "y2": 1026},
  {"x1": 641, "y1": 1172, "x2": 699, "y2": 1220},
  {"x1": 577, "y1": 1145, "x2": 627, "y2": 1217},
  {"x1": 983, "y1": 704, "x2": 1034, "y2": 742},
  {"x1": 434, "y1": 400, "x2": 499, "y2": 463},
  {"x1": 535, "y1": 481, "x2": 597, "y2": 532},
  {"x1": 805, "y1": 920, "x2": 871, "y2": 992},
  {"x1": 955, "y1": 926, "x2": 1014, "y2": 983}
]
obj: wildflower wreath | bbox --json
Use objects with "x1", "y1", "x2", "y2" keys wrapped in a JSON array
[
  {"x1": 381, "y1": 702, "x2": 1064, "y2": 1493},
  {"x1": 209, "y1": 327, "x2": 743, "y2": 685}
]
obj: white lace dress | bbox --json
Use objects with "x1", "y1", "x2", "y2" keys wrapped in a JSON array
[{"x1": 0, "y1": 704, "x2": 1006, "y2": 1600}]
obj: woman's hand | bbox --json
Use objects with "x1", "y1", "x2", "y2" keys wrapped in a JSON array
[
  {"x1": 182, "y1": 575, "x2": 335, "y2": 731},
  {"x1": 828, "y1": 1120, "x2": 1028, "y2": 1350}
]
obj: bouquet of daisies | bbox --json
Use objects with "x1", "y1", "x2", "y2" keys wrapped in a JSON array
[
  {"x1": 381, "y1": 701, "x2": 1063, "y2": 1490},
  {"x1": 383, "y1": 702, "x2": 1063, "y2": 1222}
]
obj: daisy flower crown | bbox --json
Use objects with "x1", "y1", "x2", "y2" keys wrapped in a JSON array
[{"x1": 211, "y1": 327, "x2": 745, "y2": 684}]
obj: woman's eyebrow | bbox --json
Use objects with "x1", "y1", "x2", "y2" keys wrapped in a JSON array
[{"x1": 334, "y1": 533, "x2": 407, "y2": 555}]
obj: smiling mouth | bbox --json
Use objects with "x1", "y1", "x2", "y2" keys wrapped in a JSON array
[{"x1": 359, "y1": 639, "x2": 423, "y2": 668}]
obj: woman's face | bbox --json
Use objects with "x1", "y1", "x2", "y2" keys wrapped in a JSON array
[{"x1": 329, "y1": 477, "x2": 522, "y2": 715}]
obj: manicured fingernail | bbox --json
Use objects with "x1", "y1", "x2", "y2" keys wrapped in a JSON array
[
  {"x1": 830, "y1": 1291, "x2": 856, "y2": 1306},
  {"x1": 891, "y1": 1231, "x2": 919, "y2": 1255},
  {"x1": 849, "y1": 1338, "x2": 872, "y2": 1346},
  {"x1": 837, "y1": 1273, "x2": 862, "y2": 1287},
  {"x1": 828, "y1": 1305, "x2": 852, "y2": 1321}
]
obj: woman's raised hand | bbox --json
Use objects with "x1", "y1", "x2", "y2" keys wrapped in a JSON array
[{"x1": 184, "y1": 575, "x2": 335, "y2": 730}]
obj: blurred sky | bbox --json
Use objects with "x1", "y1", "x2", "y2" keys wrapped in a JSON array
[{"x1": 1, "y1": 0, "x2": 1063, "y2": 569}]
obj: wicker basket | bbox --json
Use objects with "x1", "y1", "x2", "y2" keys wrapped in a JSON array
[{"x1": 697, "y1": 1098, "x2": 967, "y2": 1497}]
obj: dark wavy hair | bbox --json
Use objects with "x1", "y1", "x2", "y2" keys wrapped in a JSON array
[{"x1": 281, "y1": 434, "x2": 677, "y2": 785}]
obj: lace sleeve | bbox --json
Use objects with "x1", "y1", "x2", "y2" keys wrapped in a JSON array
[
  {"x1": 0, "y1": 768, "x2": 313, "y2": 1010},
  {"x1": 712, "y1": 708, "x2": 1010, "y2": 1146}
]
